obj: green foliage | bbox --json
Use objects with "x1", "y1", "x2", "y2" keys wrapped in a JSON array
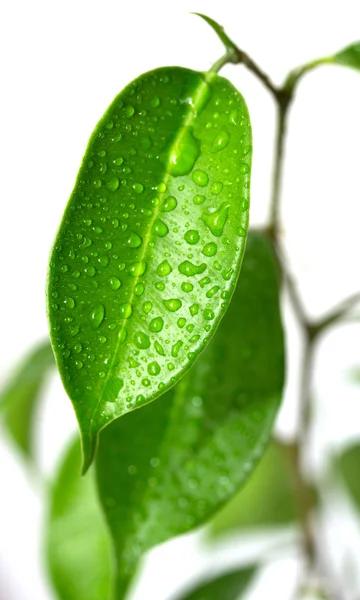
[
  {"x1": 174, "y1": 565, "x2": 256, "y2": 600},
  {"x1": 0, "y1": 341, "x2": 54, "y2": 460},
  {"x1": 339, "y1": 443, "x2": 360, "y2": 511},
  {"x1": 47, "y1": 66, "x2": 252, "y2": 471},
  {"x1": 46, "y1": 438, "x2": 113, "y2": 600},
  {"x1": 332, "y1": 42, "x2": 360, "y2": 71},
  {"x1": 95, "y1": 231, "x2": 284, "y2": 598},
  {"x1": 209, "y1": 440, "x2": 296, "y2": 537}
]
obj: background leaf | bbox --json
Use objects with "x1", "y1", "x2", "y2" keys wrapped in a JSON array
[
  {"x1": 208, "y1": 439, "x2": 297, "y2": 538},
  {"x1": 47, "y1": 66, "x2": 252, "y2": 470},
  {"x1": 339, "y1": 442, "x2": 360, "y2": 510},
  {"x1": 46, "y1": 438, "x2": 113, "y2": 600},
  {"x1": 173, "y1": 565, "x2": 256, "y2": 600},
  {"x1": 0, "y1": 341, "x2": 54, "y2": 460},
  {"x1": 332, "y1": 42, "x2": 360, "y2": 71},
  {"x1": 96, "y1": 231, "x2": 285, "y2": 598}
]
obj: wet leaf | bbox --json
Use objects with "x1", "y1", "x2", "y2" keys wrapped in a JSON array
[
  {"x1": 0, "y1": 341, "x2": 54, "y2": 460},
  {"x1": 339, "y1": 442, "x2": 360, "y2": 511},
  {"x1": 209, "y1": 440, "x2": 297, "y2": 538},
  {"x1": 47, "y1": 66, "x2": 252, "y2": 471},
  {"x1": 174, "y1": 565, "x2": 255, "y2": 600},
  {"x1": 46, "y1": 438, "x2": 113, "y2": 600},
  {"x1": 95, "y1": 231, "x2": 285, "y2": 598}
]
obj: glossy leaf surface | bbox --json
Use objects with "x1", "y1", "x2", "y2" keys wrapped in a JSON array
[
  {"x1": 96, "y1": 232, "x2": 285, "y2": 598},
  {"x1": 209, "y1": 440, "x2": 296, "y2": 538},
  {"x1": 339, "y1": 443, "x2": 360, "y2": 510},
  {"x1": 47, "y1": 66, "x2": 252, "y2": 470},
  {"x1": 46, "y1": 439, "x2": 113, "y2": 600},
  {"x1": 332, "y1": 42, "x2": 360, "y2": 71},
  {"x1": 0, "y1": 341, "x2": 54, "y2": 459},
  {"x1": 174, "y1": 565, "x2": 255, "y2": 600}
]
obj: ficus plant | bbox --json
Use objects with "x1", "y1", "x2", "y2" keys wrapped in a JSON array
[{"x1": 1, "y1": 13, "x2": 360, "y2": 600}]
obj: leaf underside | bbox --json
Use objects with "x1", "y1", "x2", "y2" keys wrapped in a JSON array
[
  {"x1": 174, "y1": 565, "x2": 256, "y2": 600},
  {"x1": 47, "y1": 66, "x2": 252, "y2": 470},
  {"x1": 95, "y1": 231, "x2": 285, "y2": 598}
]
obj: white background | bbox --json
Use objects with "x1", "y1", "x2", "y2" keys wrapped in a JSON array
[{"x1": 1, "y1": 0, "x2": 360, "y2": 598}]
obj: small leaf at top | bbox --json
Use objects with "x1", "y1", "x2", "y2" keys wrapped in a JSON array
[
  {"x1": 46, "y1": 438, "x2": 113, "y2": 600},
  {"x1": 332, "y1": 42, "x2": 360, "y2": 71},
  {"x1": 47, "y1": 66, "x2": 252, "y2": 471},
  {"x1": 0, "y1": 341, "x2": 54, "y2": 460},
  {"x1": 193, "y1": 13, "x2": 239, "y2": 61},
  {"x1": 173, "y1": 565, "x2": 256, "y2": 600},
  {"x1": 339, "y1": 442, "x2": 360, "y2": 511},
  {"x1": 95, "y1": 231, "x2": 285, "y2": 598}
]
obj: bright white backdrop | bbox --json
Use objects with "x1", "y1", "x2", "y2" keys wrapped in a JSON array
[{"x1": 1, "y1": 0, "x2": 360, "y2": 598}]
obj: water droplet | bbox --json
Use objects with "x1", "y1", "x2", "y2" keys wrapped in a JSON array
[
  {"x1": 126, "y1": 232, "x2": 143, "y2": 248},
  {"x1": 237, "y1": 226, "x2": 246, "y2": 237},
  {"x1": 178, "y1": 261, "x2": 207, "y2": 276},
  {"x1": 210, "y1": 129, "x2": 230, "y2": 152},
  {"x1": 222, "y1": 268, "x2": 235, "y2": 281},
  {"x1": 149, "y1": 316, "x2": 164, "y2": 332},
  {"x1": 157, "y1": 260, "x2": 172, "y2": 277},
  {"x1": 203, "y1": 309, "x2": 215, "y2": 320},
  {"x1": 199, "y1": 276, "x2": 211, "y2": 288},
  {"x1": 211, "y1": 182, "x2": 223, "y2": 195},
  {"x1": 143, "y1": 301, "x2": 153, "y2": 314},
  {"x1": 150, "y1": 96, "x2": 160, "y2": 108},
  {"x1": 184, "y1": 229, "x2": 200, "y2": 245},
  {"x1": 123, "y1": 105, "x2": 135, "y2": 118},
  {"x1": 65, "y1": 297, "x2": 75, "y2": 309},
  {"x1": 190, "y1": 334, "x2": 200, "y2": 343},
  {"x1": 85, "y1": 266, "x2": 96, "y2": 277},
  {"x1": 148, "y1": 361, "x2": 161, "y2": 376},
  {"x1": 154, "y1": 341, "x2": 165, "y2": 356},
  {"x1": 157, "y1": 182, "x2": 167, "y2": 193},
  {"x1": 240, "y1": 197, "x2": 249, "y2": 211},
  {"x1": 161, "y1": 196, "x2": 177, "y2": 212},
  {"x1": 163, "y1": 298, "x2": 182, "y2": 312},
  {"x1": 73, "y1": 343, "x2": 82, "y2": 353},
  {"x1": 120, "y1": 303, "x2": 133, "y2": 319},
  {"x1": 133, "y1": 183, "x2": 144, "y2": 194},
  {"x1": 109, "y1": 277, "x2": 121, "y2": 290},
  {"x1": 90, "y1": 304, "x2": 105, "y2": 329},
  {"x1": 177, "y1": 317, "x2": 186, "y2": 328},
  {"x1": 99, "y1": 335, "x2": 107, "y2": 344},
  {"x1": 155, "y1": 281, "x2": 165, "y2": 291},
  {"x1": 206, "y1": 285, "x2": 220, "y2": 298},
  {"x1": 75, "y1": 360, "x2": 83, "y2": 370},
  {"x1": 192, "y1": 169, "x2": 209, "y2": 187},
  {"x1": 119, "y1": 328, "x2": 127, "y2": 344},
  {"x1": 128, "y1": 261, "x2": 147, "y2": 276},
  {"x1": 202, "y1": 242, "x2": 217, "y2": 256},
  {"x1": 134, "y1": 331, "x2": 150, "y2": 349},
  {"x1": 134, "y1": 283, "x2": 145, "y2": 296},
  {"x1": 190, "y1": 303, "x2": 199, "y2": 316},
  {"x1": 239, "y1": 162, "x2": 250, "y2": 174},
  {"x1": 152, "y1": 219, "x2": 168, "y2": 237},
  {"x1": 228, "y1": 109, "x2": 238, "y2": 125},
  {"x1": 171, "y1": 340, "x2": 183, "y2": 358},
  {"x1": 193, "y1": 194, "x2": 206, "y2": 205},
  {"x1": 181, "y1": 282, "x2": 193, "y2": 292},
  {"x1": 167, "y1": 131, "x2": 200, "y2": 177},
  {"x1": 94, "y1": 179, "x2": 102, "y2": 188},
  {"x1": 113, "y1": 156, "x2": 124, "y2": 166},
  {"x1": 186, "y1": 323, "x2": 194, "y2": 333},
  {"x1": 201, "y1": 203, "x2": 230, "y2": 237},
  {"x1": 142, "y1": 378, "x2": 151, "y2": 387},
  {"x1": 107, "y1": 177, "x2": 120, "y2": 192}
]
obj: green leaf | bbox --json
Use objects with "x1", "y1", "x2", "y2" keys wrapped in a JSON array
[
  {"x1": 46, "y1": 438, "x2": 113, "y2": 600},
  {"x1": 339, "y1": 443, "x2": 360, "y2": 510},
  {"x1": 47, "y1": 66, "x2": 252, "y2": 471},
  {"x1": 209, "y1": 440, "x2": 297, "y2": 538},
  {"x1": 0, "y1": 341, "x2": 54, "y2": 459},
  {"x1": 332, "y1": 42, "x2": 360, "y2": 71},
  {"x1": 95, "y1": 231, "x2": 285, "y2": 598},
  {"x1": 193, "y1": 13, "x2": 239, "y2": 62},
  {"x1": 174, "y1": 565, "x2": 256, "y2": 600}
]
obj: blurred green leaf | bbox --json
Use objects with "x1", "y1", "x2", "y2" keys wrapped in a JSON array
[
  {"x1": 332, "y1": 42, "x2": 360, "y2": 71},
  {"x1": 47, "y1": 65, "x2": 252, "y2": 472},
  {"x1": 0, "y1": 341, "x2": 54, "y2": 459},
  {"x1": 208, "y1": 440, "x2": 296, "y2": 538},
  {"x1": 339, "y1": 443, "x2": 360, "y2": 510},
  {"x1": 173, "y1": 565, "x2": 256, "y2": 600},
  {"x1": 95, "y1": 231, "x2": 285, "y2": 598},
  {"x1": 46, "y1": 438, "x2": 113, "y2": 600}
]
